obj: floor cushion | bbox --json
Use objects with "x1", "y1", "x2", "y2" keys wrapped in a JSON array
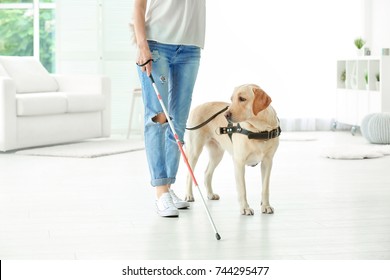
[{"x1": 361, "y1": 113, "x2": 390, "y2": 144}]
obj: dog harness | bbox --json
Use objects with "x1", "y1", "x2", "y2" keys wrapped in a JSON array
[
  {"x1": 219, "y1": 123, "x2": 282, "y2": 142},
  {"x1": 186, "y1": 106, "x2": 282, "y2": 142}
]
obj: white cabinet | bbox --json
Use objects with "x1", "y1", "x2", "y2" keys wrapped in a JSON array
[{"x1": 335, "y1": 56, "x2": 390, "y2": 134}]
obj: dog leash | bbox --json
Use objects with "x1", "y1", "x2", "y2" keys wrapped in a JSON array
[{"x1": 186, "y1": 106, "x2": 229, "y2": 130}]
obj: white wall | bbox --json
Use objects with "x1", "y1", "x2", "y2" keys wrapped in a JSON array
[
  {"x1": 57, "y1": 0, "x2": 380, "y2": 132},
  {"x1": 367, "y1": 0, "x2": 390, "y2": 56},
  {"x1": 193, "y1": 0, "x2": 364, "y2": 119}
]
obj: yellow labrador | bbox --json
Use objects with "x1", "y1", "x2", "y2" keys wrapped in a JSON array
[{"x1": 185, "y1": 84, "x2": 280, "y2": 215}]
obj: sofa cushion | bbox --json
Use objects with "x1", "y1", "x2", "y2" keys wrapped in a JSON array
[
  {"x1": 0, "y1": 56, "x2": 59, "y2": 93},
  {"x1": 66, "y1": 93, "x2": 106, "y2": 113},
  {"x1": 16, "y1": 92, "x2": 67, "y2": 116},
  {"x1": 16, "y1": 92, "x2": 106, "y2": 116}
]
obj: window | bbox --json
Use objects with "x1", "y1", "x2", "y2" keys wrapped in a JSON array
[{"x1": 0, "y1": 0, "x2": 56, "y2": 72}]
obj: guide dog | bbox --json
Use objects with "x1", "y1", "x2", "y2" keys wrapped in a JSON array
[{"x1": 185, "y1": 84, "x2": 280, "y2": 215}]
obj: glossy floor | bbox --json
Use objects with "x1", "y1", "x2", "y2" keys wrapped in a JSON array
[{"x1": 1, "y1": 132, "x2": 390, "y2": 260}]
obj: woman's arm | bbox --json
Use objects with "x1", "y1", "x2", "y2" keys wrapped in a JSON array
[{"x1": 133, "y1": 0, "x2": 152, "y2": 76}]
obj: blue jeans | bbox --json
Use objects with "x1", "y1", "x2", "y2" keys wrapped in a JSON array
[{"x1": 137, "y1": 41, "x2": 201, "y2": 187}]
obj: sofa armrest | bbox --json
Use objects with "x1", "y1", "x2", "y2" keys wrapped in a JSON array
[
  {"x1": 0, "y1": 77, "x2": 17, "y2": 151},
  {"x1": 51, "y1": 74, "x2": 111, "y2": 95}
]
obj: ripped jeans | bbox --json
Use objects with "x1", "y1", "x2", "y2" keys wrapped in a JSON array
[{"x1": 137, "y1": 41, "x2": 201, "y2": 187}]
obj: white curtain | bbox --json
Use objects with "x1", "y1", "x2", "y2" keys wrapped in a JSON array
[{"x1": 56, "y1": 0, "x2": 139, "y2": 134}]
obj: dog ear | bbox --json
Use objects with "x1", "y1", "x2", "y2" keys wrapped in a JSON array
[{"x1": 252, "y1": 87, "x2": 272, "y2": 115}]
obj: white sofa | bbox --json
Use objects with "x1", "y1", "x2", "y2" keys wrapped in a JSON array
[{"x1": 0, "y1": 56, "x2": 111, "y2": 151}]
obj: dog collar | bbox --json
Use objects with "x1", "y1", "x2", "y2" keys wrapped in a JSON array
[{"x1": 219, "y1": 123, "x2": 281, "y2": 141}]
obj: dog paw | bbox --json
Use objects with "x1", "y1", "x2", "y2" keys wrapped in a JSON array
[
  {"x1": 185, "y1": 195, "x2": 195, "y2": 202},
  {"x1": 241, "y1": 207, "x2": 254, "y2": 215},
  {"x1": 261, "y1": 205, "x2": 274, "y2": 214},
  {"x1": 207, "y1": 193, "x2": 220, "y2": 200}
]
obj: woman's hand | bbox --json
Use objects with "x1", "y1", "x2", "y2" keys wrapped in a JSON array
[{"x1": 136, "y1": 43, "x2": 153, "y2": 77}]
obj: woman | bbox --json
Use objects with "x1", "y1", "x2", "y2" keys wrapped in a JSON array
[{"x1": 133, "y1": 0, "x2": 206, "y2": 217}]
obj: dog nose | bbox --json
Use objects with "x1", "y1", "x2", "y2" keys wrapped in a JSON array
[{"x1": 224, "y1": 111, "x2": 232, "y2": 121}]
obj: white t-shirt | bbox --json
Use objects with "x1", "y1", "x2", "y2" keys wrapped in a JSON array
[{"x1": 145, "y1": 0, "x2": 206, "y2": 48}]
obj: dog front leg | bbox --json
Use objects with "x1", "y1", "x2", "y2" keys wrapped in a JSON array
[
  {"x1": 204, "y1": 144, "x2": 223, "y2": 200},
  {"x1": 185, "y1": 174, "x2": 195, "y2": 202},
  {"x1": 261, "y1": 158, "x2": 274, "y2": 214},
  {"x1": 234, "y1": 162, "x2": 253, "y2": 215}
]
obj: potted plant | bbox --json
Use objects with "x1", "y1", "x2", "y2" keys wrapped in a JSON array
[
  {"x1": 354, "y1": 37, "x2": 366, "y2": 56},
  {"x1": 364, "y1": 72, "x2": 369, "y2": 90},
  {"x1": 340, "y1": 70, "x2": 346, "y2": 87},
  {"x1": 376, "y1": 73, "x2": 380, "y2": 91}
]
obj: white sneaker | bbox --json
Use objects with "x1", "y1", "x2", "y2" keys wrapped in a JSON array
[
  {"x1": 155, "y1": 192, "x2": 179, "y2": 217},
  {"x1": 169, "y1": 189, "x2": 190, "y2": 209}
]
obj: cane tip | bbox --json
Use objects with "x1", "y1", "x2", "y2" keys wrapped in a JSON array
[{"x1": 216, "y1": 233, "x2": 221, "y2": 240}]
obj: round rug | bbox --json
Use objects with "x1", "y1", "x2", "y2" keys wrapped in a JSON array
[{"x1": 321, "y1": 145, "x2": 390, "y2": 160}]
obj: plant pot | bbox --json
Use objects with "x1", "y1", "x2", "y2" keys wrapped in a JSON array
[
  {"x1": 376, "y1": 81, "x2": 380, "y2": 91},
  {"x1": 356, "y1": 48, "x2": 364, "y2": 56}
]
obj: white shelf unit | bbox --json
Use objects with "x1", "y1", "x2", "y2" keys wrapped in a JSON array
[{"x1": 335, "y1": 56, "x2": 390, "y2": 133}]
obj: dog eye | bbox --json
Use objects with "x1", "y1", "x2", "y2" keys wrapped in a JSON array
[{"x1": 239, "y1": 96, "x2": 246, "y2": 102}]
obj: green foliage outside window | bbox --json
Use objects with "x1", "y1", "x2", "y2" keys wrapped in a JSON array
[
  {"x1": 0, "y1": 10, "x2": 33, "y2": 57},
  {"x1": 40, "y1": 9, "x2": 56, "y2": 72},
  {"x1": 0, "y1": 1, "x2": 32, "y2": 3},
  {"x1": 0, "y1": 1, "x2": 54, "y2": 3},
  {"x1": 0, "y1": 0, "x2": 55, "y2": 72}
]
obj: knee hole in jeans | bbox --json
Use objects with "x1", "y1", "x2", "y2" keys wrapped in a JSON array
[{"x1": 152, "y1": 112, "x2": 167, "y2": 124}]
